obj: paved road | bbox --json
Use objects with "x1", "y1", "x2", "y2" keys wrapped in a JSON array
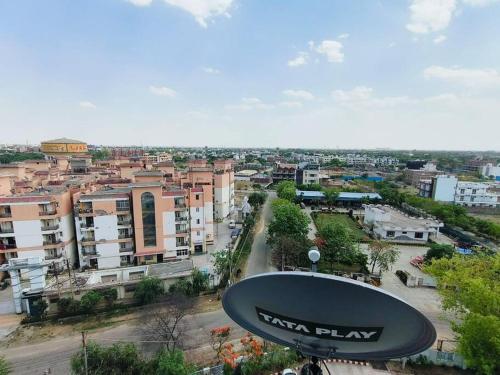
[{"x1": 245, "y1": 191, "x2": 277, "y2": 276}]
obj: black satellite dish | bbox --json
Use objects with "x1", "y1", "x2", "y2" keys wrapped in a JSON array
[{"x1": 222, "y1": 272, "x2": 436, "y2": 360}]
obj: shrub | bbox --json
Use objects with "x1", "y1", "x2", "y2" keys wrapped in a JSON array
[
  {"x1": 80, "y1": 291, "x2": 103, "y2": 314},
  {"x1": 101, "y1": 288, "x2": 118, "y2": 307},
  {"x1": 57, "y1": 297, "x2": 81, "y2": 317},
  {"x1": 134, "y1": 277, "x2": 164, "y2": 305}
]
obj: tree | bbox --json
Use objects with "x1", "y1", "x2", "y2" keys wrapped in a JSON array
[
  {"x1": 368, "y1": 240, "x2": 400, "y2": 274},
  {"x1": 426, "y1": 254, "x2": 500, "y2": 374},
  {"x1": 210, "y1": 326, "x2": 232, "y2": 362},
  {"x1": 424, "y1": 243, "x2": 454, "y2": 263},
  {"x1": 248, "y1": 192, "x2": 267, "y2": 208},
  {"x1": 169, "y1": 268, "x2": 209, "y2": 296},
  {"x1": 268, "y1": 200, "x2": 310, "y2": 245},
  {"x1": 0, "y1": 356, "x2": 10, "y2": 375},
  {"x1": 134, "y1": 276, "x2": 164, "y2": 305},
  {"x1": 71, "y1": 341, "x2": 146, "y2": 375},
  {"x1": 276, "y1": 181, "x2": 296, "y2": 202},
  {"x1": 80, "y1": 290, "x2": 103, "y2": 314},
  {"x1": 271, "y1": 235, "x2": 311, "y2": 271},
  {"x1": 142, "y1": 293, "x2": 193, "y2": 352},
  {"x1": 154, "y1": 349, "x2": 195, "y2": 375},
  {"x1": 324, "y1": 188, "x2": 339, "y2": 209},
  {"x1": 316, "y1": 222, "x2": 366, "y2": 271}
]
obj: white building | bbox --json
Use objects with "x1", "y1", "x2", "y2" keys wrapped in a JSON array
[
  {"x1": 432, "y1": 175, "x2": 458, "y2": 202},
  {"x1": 363, "y1": 205, "x2": 443, "y2": 243},
  {"x1": 481, "y1": 163, "x2": 500, "y2": 180}
]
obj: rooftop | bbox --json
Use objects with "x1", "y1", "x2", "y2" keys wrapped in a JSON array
[{"x1": 42, "y1": 137, "x2": 86, "y2": 144}]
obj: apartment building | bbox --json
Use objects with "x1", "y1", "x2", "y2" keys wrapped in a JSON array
[
  {"x1": 0, "y1": 188, "x2": 76, "y2": 271},
  {"x1": 131, "y1": 182, "x2": 213, "y2": 265},
  {"x1": 296, "y1": 163, "x2": 320, "y2": 185},
  {"x1": 272, "y1": 162, "x2": 297, "y2": 184},
  {"x1": 418, "y1": 175, "x2": 498, "y2": 208},
  {"x1": 213, "y1": 159, "x2": 234, "y2": 219},
  {"x1": 404, "y1": 163, "x2": 442, "y2": 187},
  {"x1": 73, "y1": 189, "x2": 134, "y2": 270}
]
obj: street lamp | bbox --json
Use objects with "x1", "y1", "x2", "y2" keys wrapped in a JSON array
[{"x1": 308, "y1": 246, "x2": 320, "y2": 273}]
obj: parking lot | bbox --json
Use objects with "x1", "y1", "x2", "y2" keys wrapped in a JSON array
[{"x1": 360, "y1": 243, "x2": 455, "y2": 342}]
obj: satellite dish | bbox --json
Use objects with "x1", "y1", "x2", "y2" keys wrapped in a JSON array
[{"x1": 223, "y1": 272, "x2": 436, "y2": 360}]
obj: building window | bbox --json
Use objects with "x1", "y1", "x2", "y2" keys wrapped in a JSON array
[
  {"x1": 415, "y1": 232, "x2": 424, "y2": 239},
  {"x1": 196, "y1": 207, "x2": 200, "y2": 212},
  {"x1": 460, "y1": 189, "x2": 465, "y2": 194},
  {"x1": 197, "y1": 231, "x2": 200, "y2": 236},
  {"x1": 176, "y1": 248, "x2": 188, "y2": 257},
  {"x1": 196, "y1": 219, "x2": 200, "y2": 224},
  {"x1": 386, "y1": 231, "x2": 395, "y2": 237},
  {"x1": 472, "y1": 189, "x2": 477, "y2": 194},
  {"x1": 141, "y1": 192, "x2": 156, "y2": 247},
  {"x1": 196, "y1": 194, "x2": 200, "y2": 200}
]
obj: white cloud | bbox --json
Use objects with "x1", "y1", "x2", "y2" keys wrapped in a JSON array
[
  {"x1": 127, "y1": 0, "x2": 153, "y2": 6},
  {"x1": 227, "y1": 97, "x2": 274, "y2": 111},
  {"x1": 309, "y1": 40, "x2": 344, "y2": 63},
  {"x1": 332, "y1": 86, "x2": 414, "y2": 108},
  {"x1": 433, "y1": 35, "x2": 447, "y2": 44},
  {"x1": 337, "y1": 33, "x2": 349, "y2": 39},
  {"x1": 423, "y1": 66, "x2": 500, "y2": 87},
  {"x1": 79, "y1": 101, "x2": 96, "y2": 109},
  {"x1": 279, "y1": 101, "x2": 303, "y2": 108},
  {"x1": 462, "y1": 0, "x2": 499, "y2": 6},
  {"x1": 149, "y1": 85, "x2": 177, "y2": 97},
  {"x1": 287, "y1": 52, "x2": 308, "y2": 68},
  {"x1": 203, "y1": 67, "x2": 221, "y2": 74},
  {"x1": 406, "y1": 0, "x2": 457, "y2": 34},
  {"x1": 282, "y1": 89, "x2": 314, "y2": 101},
  {"x1": 162, "y1": 0, "x2": 234, "y2": 28}
]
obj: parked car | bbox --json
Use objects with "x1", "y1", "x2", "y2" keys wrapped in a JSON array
[{"x1": 228, "y1": 219, "x2": 236, "y2": 228}]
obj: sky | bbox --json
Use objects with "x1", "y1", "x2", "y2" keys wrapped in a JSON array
[{"x1": 1, "y1": 0, "x2": 500, "y2": 150}]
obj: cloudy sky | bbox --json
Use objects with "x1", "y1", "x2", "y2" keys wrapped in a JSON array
[{"x1": 1, "y1": 0, "x2": 500, "y2": 150}]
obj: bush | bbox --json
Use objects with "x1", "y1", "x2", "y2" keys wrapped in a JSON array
[
  {"x1": 134, "y1": 277, "x2": 164, "y2": 305},
  {"x1": 424, "y1": 243, "x2": 454, "y2": 263},
  {"x1": 101, "y1": 289, "x2": 118, "y2": 307},
  {"x1": 169, "y1": 268, "x2": 209, "y2": 297},
  {"x1": 57, "y1": 297, "x2": 81, "y2": 317},
  {"x1": 0, "y1": 355, "x2": 10, "y2": 375},
  {"x1": 80, "y1": 291, "x2": 103, "y2": 314}
]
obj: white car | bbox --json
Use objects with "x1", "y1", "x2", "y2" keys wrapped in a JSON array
[{"x1": 228, "y1": 219, "x2": 236, "y2": 228}]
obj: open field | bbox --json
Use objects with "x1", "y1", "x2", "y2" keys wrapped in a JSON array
[{"x1": 313, "y1": 213, "x2": 369, "y2": 241}]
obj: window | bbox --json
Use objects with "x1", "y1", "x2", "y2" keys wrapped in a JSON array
[
  {"x1": 460, "y1": 189, "x2": 465, "y2": 194},
  {"x1": 176, "y1": 248, "x2": 189, "y2": 257},
  {"x1": 386, "y1": 231, "x2": 395, "y2": 237},
  {"x1": 196, "y1": 207, "x2": 200, "y2": 212},
  {"x1": 402, "y1": 231, "x2": 407, "y2": 234},
  {"x1": 196, "y1": 219, "x2": 200, "y2": 224},
  {"x1": 472, "y1": 189, "x2": 477, "y2": 194},
  {"x1": 415, "y1": 232, "x2": 424, "y2": 239},
  {"x1": 197, "y1": 231, "x2": 200, "y2": 236},
  {"x1": 196, "y1": 194, "x2": 200, "y2": 200},
  {"x1": 141, "y1": 192, "x2": 156, "y2": 247}
]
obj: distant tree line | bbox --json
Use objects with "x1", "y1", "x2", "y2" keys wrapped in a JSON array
[{"x1": 0, "y1": 152, "x2": 44, "y2": 164}]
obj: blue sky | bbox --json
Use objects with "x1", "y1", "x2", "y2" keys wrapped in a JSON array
[{"x1": 1, "y1": 0, "x2": 499, "y2": 150}]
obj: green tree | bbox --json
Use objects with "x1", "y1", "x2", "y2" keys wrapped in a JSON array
[
  {"x1": 71, "y1": 341, "x2": 146, "y2": 375},
  {"x1": 0, "y1": 356, "x2": 10, "y2": 375},
  {"x1": 191, "y1": 268, "x2": 209, "y2": 295},
  {"x1": 324, "y1": 188, "x2": 339, "y2": 209},
  {"x1": 368, "y1": 240, "x2": 400, "y2": 274},
  {"x1": 248, "y1": 192, "x2": 267, "y2": 208},
  {"x1": 426, "y1": 254, "x2": 500, "y2": 374},
  {"x1": 268, "y1": 200, "x2": 310, "y2": 245},
  {"x1": 154, "y1": 349, "x2": 194, "y2": 375},
  {"x1": 276, "y1": 181, "x2": 296, "y2": 202},
  {"x1": 271, "y1": 235, "x2": 311, "y2": 271},
  {"x1": 317, "y1": 222, "x2": 366, "y2": 271},
  {"x1": 134, "y1": 277, "x2": 164, "y2": 305},
  {"x1": 80, "y1": 291, "x2": 103, "y2": 314},
  {"x1": 424, "y1": 243, "x2": 454, "y2": 264}
]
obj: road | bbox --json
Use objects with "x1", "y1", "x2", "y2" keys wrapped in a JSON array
[{"x1": 245, "y1": 191, "x2": 277, "y2": 276}]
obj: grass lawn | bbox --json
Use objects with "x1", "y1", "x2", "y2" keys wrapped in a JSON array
[{"x1": 314, "y1": 213, "x2": 369, "y2": 242}]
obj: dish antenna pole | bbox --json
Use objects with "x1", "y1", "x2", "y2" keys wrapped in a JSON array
[{"x1": 308, "y1": 247, "x2": 320, "y2": 272}]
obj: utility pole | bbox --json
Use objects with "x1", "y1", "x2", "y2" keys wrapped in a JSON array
[
  {"x1": 53, "y1": 261, "x2": 61, "y2": 297},
  {"x1": 81, "y1": 331, "x2": 88, "y2": 375}
]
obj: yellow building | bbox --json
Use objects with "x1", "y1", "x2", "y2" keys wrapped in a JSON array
[{"x1": 40, "y1": 138, "x2": 88, "y2": 156}]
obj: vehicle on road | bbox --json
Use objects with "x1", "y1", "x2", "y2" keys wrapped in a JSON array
[{"x1": 229, "y1": 219, "x2": 236, "y2": 228}]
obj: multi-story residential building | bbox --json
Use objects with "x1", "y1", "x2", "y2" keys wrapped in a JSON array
[
  {"x1": 418, "y1": 174, "x2": 498, "y2": 208},
  {"x1": 272, "y1": 162, "x2": 297, "y2": 184},
  {"x1": 0, "y1": 187, "x2": 76, "y2": 270},
  {"x1": 404, "y1": 163, "x2": 442, "y2": 187},
  {"x1": 73, "y1": 189, "x2": 134, "y2": 270},
  {"x1": 481, "y1": 163, "x2": 500, "y2": 181},
  {"x1": 296, "y1": 163, "x2": 321, "y2": 185},
  {"x1": 213, "y1": 160, "x2": 234, "y2": 219},
  {"x1": 131, "y1": 182, "x2": 214, "y2": 265}
]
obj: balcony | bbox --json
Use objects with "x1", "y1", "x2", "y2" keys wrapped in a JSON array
[
  {"x1": 45, "y1": 252, "x2": 63, "y2": 260},
  {"x1": 119, "y1": 245, "x2": 134, "y2": 253},
  {"x1": 0, "y1": 227, "x2": 14, "y2": 234},
  {"x1": 81, "y1": 236, "x2": 96, "y2": 244},
  {"x1": 39, "y1": 209, "x2": 57, "y2": 217},
  {"x1": 116, "y1": 206, "x2": 130, "y2": 212},
  {"x1": 80, "y1": 222, "x2": 94, "y2": 229},
  {"x1": 41, "y1": 223, "x2": 60, "y2": 231},
  {"x1": 175, "y1": 227, "x2": 189, "y2": 234},
  {"x1": 82, "y1": 247, "x2": 97, "y2": 256},
  {"x1": 118, "y1": 233, "x2": 132, "y2": 239},
  {"x1": 43, "y1": 239, "x2": 62, "y2": 246},
  {"x1": 175, "y1": 215, "x2": 188, "y2": 223},
  {"x1": 0, "y1": 212, "x2": 12, "y2": 218},
  {"x1": 0, "y1": 243, "x2": 17, "y2": 251},
  {"x1": 78, "y1": 208, "x2": 94, "y2": 215},
  {"x1": 117, "y1": 219, "x2": 132, "y2": 226}
]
